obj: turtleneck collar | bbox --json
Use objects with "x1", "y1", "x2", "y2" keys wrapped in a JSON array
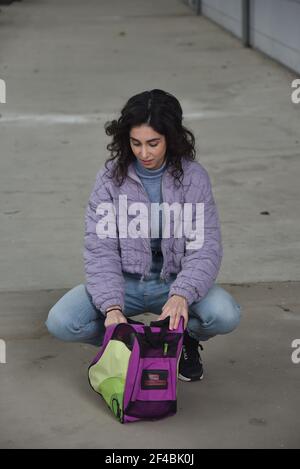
[{"x1": 134, "y1": 158, "x2": 167, "y2": 177}]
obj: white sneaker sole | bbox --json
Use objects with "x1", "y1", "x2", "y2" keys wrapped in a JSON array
[{"x1": 178, "y1": 373, "x2": 204, "y2": 382}]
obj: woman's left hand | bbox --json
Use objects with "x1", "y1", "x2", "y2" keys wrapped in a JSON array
[{"x1": 158, "y1": 294, "x2": 188, "y2": 330}]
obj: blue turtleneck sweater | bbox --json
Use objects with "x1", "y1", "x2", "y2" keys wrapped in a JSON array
[{"x1": 134, "y1": 158, "x2": 167, "y2": 253}]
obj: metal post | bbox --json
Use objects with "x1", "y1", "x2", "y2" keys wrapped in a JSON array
[{"x1": 242, "y1": 0, "x2": 250, "y2": 47}]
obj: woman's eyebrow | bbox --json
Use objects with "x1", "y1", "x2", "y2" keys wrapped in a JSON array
[{"x1": 130, "y1": 137, "x2": 161, "y2": 143}]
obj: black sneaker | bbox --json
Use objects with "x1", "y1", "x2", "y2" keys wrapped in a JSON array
[{"x1": 178, "y1": 331, "x2": 204, "y2": 382}]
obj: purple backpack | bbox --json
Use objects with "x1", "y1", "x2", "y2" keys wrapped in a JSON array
[{"x1": 88, "y1": 317, "x2": 184, "y2": 423}]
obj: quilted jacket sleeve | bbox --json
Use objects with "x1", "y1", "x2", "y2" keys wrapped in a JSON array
[
  {"x1": 83, "y1": 169, "x2": 125, "y2": 316},
  {"x1": 168, "y1": 165, "x2": 223, "y2": 306}
]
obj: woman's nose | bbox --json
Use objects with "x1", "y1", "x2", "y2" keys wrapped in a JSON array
[{"x1": 141, "y1": 147, "x2": 149, "y2": 158}]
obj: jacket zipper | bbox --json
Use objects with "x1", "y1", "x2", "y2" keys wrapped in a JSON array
[
  {"x1": 127, "y1": 168, "x2": 168, "y2": 282},
  {"x1": 160, "y1": 171, "x2": 168, "y2": 282},
  {"x1": 127, "y1": 173, "x2": 154, "y2": 281}
]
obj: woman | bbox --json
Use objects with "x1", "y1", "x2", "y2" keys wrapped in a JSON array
[{"x1": 46, "y1": 89, "x2": 241, "y2": 382}]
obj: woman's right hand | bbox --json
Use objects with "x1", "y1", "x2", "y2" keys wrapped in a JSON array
[{"x1": 104, "y1": 309, "x2": 128, "y2": 328}]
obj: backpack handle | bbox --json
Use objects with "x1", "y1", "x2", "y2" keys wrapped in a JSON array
[
  {"x1": 127, "y1": 317, "x2": 184, "y2": 348},
  {"x1": 150, "y1": 316, "x2": 184, "y2": 333},
  {"x1": 144, "y1": 325, "x2": 168, "y2": 348},
  {"x1": 149, "y1": 316, "x2": 170, "y2": 329},
  {"x1": 144, "y1": 317, "x2": 172, "y2": 348}
]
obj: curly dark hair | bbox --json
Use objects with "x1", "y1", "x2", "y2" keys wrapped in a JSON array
[{"x1": 104, "y1": 89, "x2": 196, "y2": 186}]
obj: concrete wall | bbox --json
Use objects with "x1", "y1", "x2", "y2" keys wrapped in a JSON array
[
  {"x1": 202, "y1": 0, "x2": 242, "y2": 39},
  {"x1": 250, "y1": 0, "x2": 300, "y2": 74},
  {"x1": 182, "y1": 0, "x2": 200, "y2": 13},
  {"x1": 183, "y1": 0, "x2": 300, "y2": 74}
]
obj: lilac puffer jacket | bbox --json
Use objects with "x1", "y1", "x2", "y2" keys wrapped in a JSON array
[{"x1": 83, "y1": 157, "x2": 223, "y2": 315}]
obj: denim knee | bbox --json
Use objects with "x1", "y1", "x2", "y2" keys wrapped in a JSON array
[
  {"x1": 214, "y1": 302, "x2": 241, "y2": 334},
  {"x1": 45, "y1": 305, "x2": 75, "y2": 342},
  {"x1": 190, "y1": 287, "x2": 242, "y2": 337}
]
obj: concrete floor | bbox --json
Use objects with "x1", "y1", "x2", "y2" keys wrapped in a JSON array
[
  {"x1": 0, "y1": 0, "x2": 299, "y2": 449},
  {"x1": 1, "y1": 282, "x2": 300, "y2": 449}
]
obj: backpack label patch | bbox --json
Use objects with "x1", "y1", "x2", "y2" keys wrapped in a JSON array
[{"x1": 141, "y1": 369, "x2": 168, "y2": 390}]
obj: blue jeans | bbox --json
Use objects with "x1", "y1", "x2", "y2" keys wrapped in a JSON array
[{"x1": 46, "y1": 255, "x2": 241, "y2": 347}]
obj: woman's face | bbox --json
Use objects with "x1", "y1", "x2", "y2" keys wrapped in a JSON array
[{"x1": 129, "y1": 124, "x2": 167, "y2": 170}]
